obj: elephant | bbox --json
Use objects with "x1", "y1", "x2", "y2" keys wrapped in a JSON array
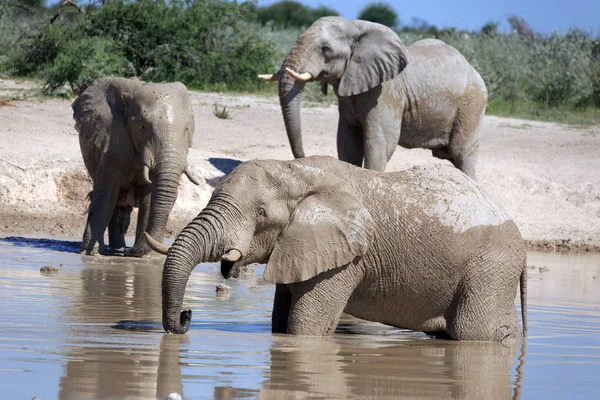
[
  {"x1": 73, "y1": 77, "x2": 199, "y2": 256},
  {"x1": 258, "y1": 17, "x2": 487, "y2": 179},
  {"x1": 146, "y1": 155, "x2": 527, "y2": 344}
]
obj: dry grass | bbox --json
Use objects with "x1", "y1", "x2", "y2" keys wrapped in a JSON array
[{"x1": 0, "y1": 99, "x2": 15, "y2": 107}]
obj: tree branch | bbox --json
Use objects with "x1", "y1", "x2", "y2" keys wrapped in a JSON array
[{"x1": 49, "y1": 0, "x2": 84, "y2": 24}]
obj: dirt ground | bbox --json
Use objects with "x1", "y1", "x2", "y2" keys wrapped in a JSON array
[{"x1": 1, "y1": 78, "x2": 599, "y2": 250}]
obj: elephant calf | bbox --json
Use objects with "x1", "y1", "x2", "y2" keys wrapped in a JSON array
[
  {"x1": 147, "y1": 156, "x2": 527, "y2": 344},
  {"x1": 73, "y1": 77, "x2": 199, "y2": 256}
]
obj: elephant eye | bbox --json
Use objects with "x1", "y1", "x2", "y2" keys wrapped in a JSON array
[
  {"x1": 257, "y1": 207, "x2": 267, "y2": 218},
  {"x1": 321, "y1": 45, "x2": 332, "y2": 54}
]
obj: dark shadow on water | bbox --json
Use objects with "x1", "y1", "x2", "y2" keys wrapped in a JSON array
[
  {"x1": 196, "y1": 322, "x2": 271, "y2": 334},
  {"x1": 112, "y1": 320, "x2": 162, "y2": 332},
  {"x1": 208, "y1": 157, "x2": 242, "y2": 175},
  {"x1": 0, "y1": 236, "x2": 81, "y2": 253},
  {"x1": 112, "y1": 320, "x2": 271, "y2": 334}
]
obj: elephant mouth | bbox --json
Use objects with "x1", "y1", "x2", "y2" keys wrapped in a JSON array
[
  {"x1": 220, "y1": 248, "x2": 243, "y2": 279},
  {"x1": 220, "y1": 259, "x2": 238, "y2": 279}
]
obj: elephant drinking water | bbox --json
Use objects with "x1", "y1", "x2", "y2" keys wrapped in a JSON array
[{"x1": 147, "y1": 156, "x2": 527, "y2": 344}]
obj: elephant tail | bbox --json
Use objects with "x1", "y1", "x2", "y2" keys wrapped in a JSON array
[{"x1": 520, "y1": 263, "x2": 528, "y2": 336}]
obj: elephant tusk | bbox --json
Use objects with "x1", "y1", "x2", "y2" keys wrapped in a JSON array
[
  {"x1": 184, "y1": 167, "x2": 201, "y2": 186},
  {"x1": 257, "y1": 73, "x2": 280, "y2": 82},
  {"x1": 142, "y1": 164, "x2": 152, "y2": 185},
  {"x1": 221, "y1": 249, "x2": 242, "y2": 262},
  {"x1": 285, "y1": 68, "x2": 312, "y2": 82},
  {"x1": 144, "y1": 232, "x2": 170, "y2": 255}
]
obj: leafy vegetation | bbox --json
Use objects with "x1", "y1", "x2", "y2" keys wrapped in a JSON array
[
  {"x1": 212, "y1": 103, "x2": 232, "y2": 119},
  {"x1": 358, "y1": 2, "x2": 399, "y2": 29},
  {"x1": 254, "y1": 1, "x2": 338, "y2": 29},
  {"x1": 2, "y1": 0, "x2": 278, "y2": 94},
  {"x1": 0, "y1": 0, "x2": 598, "y2": 124}
]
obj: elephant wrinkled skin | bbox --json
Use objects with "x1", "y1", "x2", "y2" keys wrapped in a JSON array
[
  {"x1": 150, "y1": 156, "x2": 527, "y2": 344},
  {"x1": 266, "y1": 17, "x2": 487, "y2": 179},
  {"x1": 73, "y1": 77, "x2": 198, "y2": 257}
]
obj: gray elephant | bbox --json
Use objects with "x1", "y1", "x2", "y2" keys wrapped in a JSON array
[
  {"x1": 146, "y1": 156, "x2": 527, "y2": 344},
  {"x1": 259, "y1": 17, "x2": 487, "y2": 179},
  {"x1": 73, "y1": 77, "x2": 199, "y2": 256}
]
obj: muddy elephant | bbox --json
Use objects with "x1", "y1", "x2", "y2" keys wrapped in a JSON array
[
  {"x1": 259, "y1": 17, "x2": 487, "y2": 179},
  {"x1": 73, "y1": 77, "x2": 199, "y2": 256},
  {"x1": 147, "y1": 156, "x2": 527, "y2": 344}
]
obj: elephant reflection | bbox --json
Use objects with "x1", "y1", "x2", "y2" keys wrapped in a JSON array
[
  {"x1": 57, "y1": 257, "x2": 188, "y2": 399},
  {"x1": 257, "y1": 336, "x2": 523, "y2": 399}
]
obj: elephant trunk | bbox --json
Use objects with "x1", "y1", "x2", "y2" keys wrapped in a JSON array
[
  {"x1": 141, "y1": 156, "x2": 185, "y2": 255},
  {"x1": 279, "y1": 51, "x2": 307, "y2": 159},
  {"x1": 162, "y1": 209, "x2": 223, "y2": 334}
]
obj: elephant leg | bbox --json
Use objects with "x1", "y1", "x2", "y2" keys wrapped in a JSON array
[
  {"x1": 108, "y1": 208, "x2": 125, "y2": 254},
  {"x1": 85, "y1": 163, "x2": 121, "y2": 255},
  {"x1": 363, "y1": 111, "x2": 401, "y2": 172},
  {"x1": 272, "y1": 284, "x2": 292, "y2": 334},
  {"x1": 287, "y1": 265, "x2": 357, "y2": 336},
  {"x1": 447, "y1": 261, "x2": 522, "y2": 344},
  {"x1": 81, "y1": 215, "x2": 93, "y2": 254},
  {"x1": 108, "y1": 205, "x2": 132, "y2": 255},
  {"x1": 80, "y1": 191, "x2": 94, "y2": 253},
  {"x1": 336, "y1": 119, "x2": 364, "y2": 167},
  {"x1": 448, "y1": 105, "x2": 485, "y2": 181},
  {"x1": 125, "y1": 185, "x2": 151, "y2": 257}
]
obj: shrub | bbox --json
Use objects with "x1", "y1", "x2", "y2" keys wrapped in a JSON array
[
  {"x1": 256, "y1": 1, "x2": 338, "y2": 29},
  {"x1": 358, "y1": 2, "x2": 398, "y2": 29},
  {"x1": 212, "y1": 104, "x2": 231, "y2": 119},
  {"x1": 6, "y1": 0, "x2": 279, "y2": 92},
  {"x1": 42, "y1": 36, "x2": 133, "y2": 95}
]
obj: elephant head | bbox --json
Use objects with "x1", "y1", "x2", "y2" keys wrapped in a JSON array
[
  {"x1": 146, "y1": 156, "x2": 374, "y2": 334},
  {"x1": 259, "y1": 17, "x2": 407, "y2": 159}
]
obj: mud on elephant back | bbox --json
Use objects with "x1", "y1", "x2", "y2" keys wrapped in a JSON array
[
  {"x1": 259, "y1": 17, "x2": 487, "y2": 179},
  {"x1": 147, "y1": 156, "x2": 526, "y2": 345},
  {"x1": 73, "y1": 77, "x2": 201, "y2": 257}
]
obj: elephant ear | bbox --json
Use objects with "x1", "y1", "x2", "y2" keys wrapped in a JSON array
[
  {"x1": 73, "y1": 79, "x2": 134, "y2": 154},
  {"x1": 73, "y1": 79, "x2": 115, "y2": 154},
  {"x1": 338, "y1": 21, "x2": 408, "y2": 97},
  {"x1": 264, "y1": 177, "x2": 374, "y2": 284}
]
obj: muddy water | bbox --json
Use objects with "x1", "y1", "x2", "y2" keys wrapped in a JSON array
[{"x1": 0, "y1": 236, "x2": 599, "y2": 399}]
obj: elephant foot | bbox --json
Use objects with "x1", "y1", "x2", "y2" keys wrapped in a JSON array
[
  {"x1": 124, "y1": 245, "x2": 150, "y2": 257},
  {"x1": 102, "y1": 247, "x2": 126, "y2": 257}
]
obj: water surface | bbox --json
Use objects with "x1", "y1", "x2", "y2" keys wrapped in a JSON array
[{"x1": 0, "y1": 236, "x2": 599, "y2": 399}]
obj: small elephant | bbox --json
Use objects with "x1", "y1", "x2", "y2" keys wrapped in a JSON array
[
  {"x1": 259, "y1": 17, "x2": 487, "y2": 179},
  {"x1": 147, "y1": 156, "x2": 527, "y2": 344},
  {"x1": 73, "y1": 77, "x2": 199, "y2": 256}
]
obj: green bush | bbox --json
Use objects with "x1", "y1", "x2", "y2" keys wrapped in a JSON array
[
  {"x1": 1, "y1": 3, "x2": 599, "y2": 122},
  {"x1": 358, "y1": 2, "x2": 398, "y2": 29},
  {"x1": 256, "y1": 1, "x2": 338, "y2": 29},
  {"x1": 5, "y1": 0, "x2": 278, "y2": 92},
  {"x1": 42, "y1": 36, "x2": 133, "y2": 95}
]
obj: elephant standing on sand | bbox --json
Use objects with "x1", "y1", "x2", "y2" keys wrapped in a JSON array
[
  {"x1": 259, "y1": 17, "x2": 487, "y2": 179},
  {"x1": 73, "y1": 77, "x2": 199, "y2": 256},
  {"x1": 146, "y1": 156, "x2": 527, "y2": 344}
]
